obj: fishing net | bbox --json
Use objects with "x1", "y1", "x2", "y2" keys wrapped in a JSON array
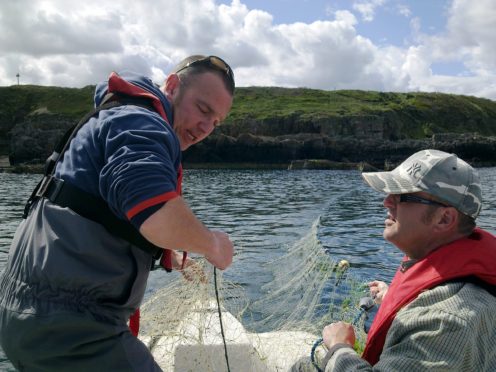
[{"x1": 139, "y1": 218, "x2": 373, "y2": 371}]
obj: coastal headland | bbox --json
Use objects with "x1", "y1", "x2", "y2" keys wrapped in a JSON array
[{"x1": 1, "y1": 85, "x2": 496, "y2": 172}]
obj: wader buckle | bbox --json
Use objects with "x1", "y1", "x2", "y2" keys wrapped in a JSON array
[{"x1": 36, "y1": 176, "x2": 64, "y2": 202}]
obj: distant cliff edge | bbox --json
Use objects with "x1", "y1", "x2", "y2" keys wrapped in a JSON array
[{"x1": 1, "y1": 85, "x2": 495, "y2": 170}]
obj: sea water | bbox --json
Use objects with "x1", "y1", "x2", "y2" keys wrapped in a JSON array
[{"x1": 1, "y1": 168, "x2": 495, "y2": 369}]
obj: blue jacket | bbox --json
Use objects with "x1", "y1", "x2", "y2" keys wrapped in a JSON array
[
  {"x1": 55, "y1": 71, "x2": 181, "y2": 228},
  {"x1": 0, "y1": 72, "x2": 182, "y2": 325}
]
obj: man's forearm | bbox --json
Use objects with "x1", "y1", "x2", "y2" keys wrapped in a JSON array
[{"x1": 139, "y1": 196, "x2": 216, "y2": 255}]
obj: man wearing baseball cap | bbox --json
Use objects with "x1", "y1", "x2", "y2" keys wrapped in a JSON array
[{"x1": 320, "y1": 149, "x2": 496, "y2": 371}]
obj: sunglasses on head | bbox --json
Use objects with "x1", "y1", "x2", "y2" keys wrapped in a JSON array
[
  {"x1": 399, "y1": 194, "x2": 448, "y2": 207},
  {"x1": 174, "y1": 55, "x2": 235, "y2": 92}
]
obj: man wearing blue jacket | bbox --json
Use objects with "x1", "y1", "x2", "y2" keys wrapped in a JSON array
[{"x1": 0, "y1": 55, "x2": 235, "y2": 371}]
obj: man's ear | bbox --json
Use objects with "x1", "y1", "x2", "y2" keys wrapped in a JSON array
[
  {"x1": 164, "y1": 73, "x2": 180, "y2": 98},
  {"x1": 433, "y1": 207, "x2": 459, "y2": 233}
]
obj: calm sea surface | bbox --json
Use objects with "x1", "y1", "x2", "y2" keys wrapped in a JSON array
[{"x1": 1, "y1": 168, "x2": 495, "y2": 369}]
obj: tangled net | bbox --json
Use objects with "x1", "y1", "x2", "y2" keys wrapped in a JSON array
[{"x1": 139, "y1": 218, "x2": 372, "y2": 371}]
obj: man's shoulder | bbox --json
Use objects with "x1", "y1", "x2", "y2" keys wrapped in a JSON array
[
  {"x1": 405, "y1": 280, "x2": 496, "y2": 319},
  {"x1": 442, "y1": 280, "x2": 495, "y2": 302},
  {"x1": 97, "y1": 104, "x2": 173, "y2": 135}
]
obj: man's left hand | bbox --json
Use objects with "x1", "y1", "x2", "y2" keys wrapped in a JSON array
[{"x1": 322, "y1": 321, "x2": 355, "y2": 349}]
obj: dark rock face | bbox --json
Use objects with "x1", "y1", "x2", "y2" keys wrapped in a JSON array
[
  {"x1": 432, "y1": 133, "x2": 496, "y2": 165},
  {"x1": 183, "y1": 132, "x2": 496, "y2": 168},
  {"x1": 6, "y1": 113, "x2": 496, "y2": 169},
  {"x1": 217, "y1": 114, "x2": 402, "y2": 140},
  {"x1": 9, "y1": 113, "x2": 73, "y2": 165}
]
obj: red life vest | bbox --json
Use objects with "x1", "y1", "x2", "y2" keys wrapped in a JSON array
[{"x1": 361, "y1": 228, "x2": 496, "y2": 365}]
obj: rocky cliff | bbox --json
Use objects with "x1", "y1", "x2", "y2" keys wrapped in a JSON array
[
  {"x1": 182, "y1": 132, "x2": 496, "y2": 168},
  {"x1": 2, "y1": 86, "x2": 496, "y2": 169}
]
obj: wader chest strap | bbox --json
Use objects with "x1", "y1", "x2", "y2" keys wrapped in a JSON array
[
  {"x1": 22, "y1": 94, "x2": 167, "y2": 261},
  {"x1": 43, "y1": 177, "x2": 163, "y2": 258}
]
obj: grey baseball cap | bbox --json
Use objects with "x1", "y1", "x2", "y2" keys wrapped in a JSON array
[{"x1": 362, "y1": 149, "x2": 482, "y2": 218}]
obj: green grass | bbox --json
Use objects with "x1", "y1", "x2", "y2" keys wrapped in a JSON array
[
  {"x1": 229, "y1": 88, "x2": 405, "y2": 120},
  {"x1": 1, "y1": 85, "x2": 496, "y2": 139},
  {"x1": 228, "y1": 88, "x2": 496, "y2": 136},
  {"x1": 0, "y1": 85, "x2": 94, "y2": 121}
]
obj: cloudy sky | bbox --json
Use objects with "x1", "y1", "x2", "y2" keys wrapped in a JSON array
[{"x1": 1, "y1": 0, "x2": 495, "y2": 99}]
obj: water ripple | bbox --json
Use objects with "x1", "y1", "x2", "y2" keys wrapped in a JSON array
[{"x1": 0, "y1": 168, "x2": 494, "y2": 367}]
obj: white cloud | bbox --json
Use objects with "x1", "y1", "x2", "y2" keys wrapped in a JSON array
[
  {"x1": 352, "y1": 0, "x2": 387, "y2": 22},
  {"x1": 447, "y1": 0, "x2": 496, "y2": 72},
  {"x1": 0, "y1": 0, "x2": 495, "y2": 100},
  {"x1": 397, "y1": 4, "x2": 412, "y2": 18},
  {"x1": 399, "y1": 0, "x2": 496, "y2": 98},
  {"x1": 0, "y1": 0, "x2": 123, "y2": 56}
]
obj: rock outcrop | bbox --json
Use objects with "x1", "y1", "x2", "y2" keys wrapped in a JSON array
[
  {"x1": 8, "y1": 113, "x2": 74, "y2": 165},
  {"x1": 6, "y1": 113, "x2": 496, "y2": 169},
  {"x1": 3, "y1": 87, "x2": 496, "y2": 169},
  {"x1": 182, "y1": 132, "x2": 496, "y2": 168}
]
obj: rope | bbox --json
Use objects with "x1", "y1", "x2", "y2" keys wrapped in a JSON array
[
  {"x1": 352, "y1": 308, "x2": 366, "y2": 326},
  {"x1": 310, "y1": 338, "x2": 324, "y2": 372},
  {"x1": 214, "y1": 267, "x2": 231, "y2": 372},
  {"x1": 310, "y1": 302, "x2": 370, "y2": 371}
]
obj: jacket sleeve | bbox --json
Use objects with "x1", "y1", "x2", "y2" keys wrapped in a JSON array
[
  {"x1": 98, "y1": 106, "x2": 181, "y2": 227},
  {"x1": 326, "y1": 283, "x2": 495, "y2": 371}
]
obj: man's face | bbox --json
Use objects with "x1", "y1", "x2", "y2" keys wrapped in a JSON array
[
  {"x1": 167, "y1": 71, "x2": 232, "y2": 151},
  {"x1": 382, "y1": 192, "x2": 440, "y2": 258}
]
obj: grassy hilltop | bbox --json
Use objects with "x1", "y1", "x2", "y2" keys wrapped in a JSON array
[
  {"x1": 1, "y1": 84, "x2": 496, "y2": 169},
  {"x1": 1, "y1": 84, "x2": 496, "y2": 137},
  {"x1": 229, "y1": 87, "x2": 496, "y2": 138},
  {"x1": 0, "y1": 85, "x2": 95, "y2": 124}
]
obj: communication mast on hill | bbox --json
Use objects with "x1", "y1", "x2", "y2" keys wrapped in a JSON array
[{"x1": 16, "y1": 73, "x2": 20, "y2": 85}]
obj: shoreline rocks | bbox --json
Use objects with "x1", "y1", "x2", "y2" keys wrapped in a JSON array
[{"x1": 3, "y1": 112, "x2": 496, "y2": 172}]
